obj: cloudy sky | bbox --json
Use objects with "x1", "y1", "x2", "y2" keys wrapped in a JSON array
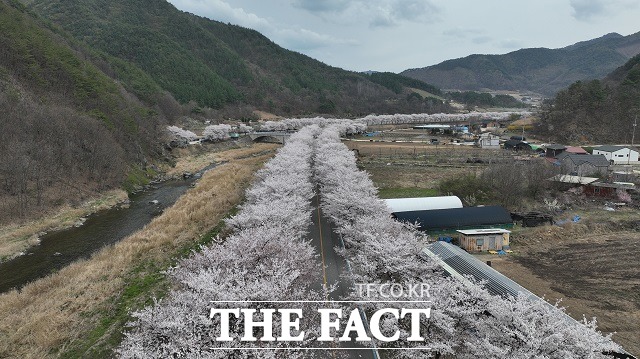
[{"x1": 166, "y1": 0, "x2": 640, "y2": 73}]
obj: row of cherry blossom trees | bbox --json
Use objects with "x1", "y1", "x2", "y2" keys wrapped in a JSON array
[
  {"x1": 124, "y1": 120, "x2": 623, "y2": 358},
  {"x1": 357, "y1": 111, "x2": 531, "y2": 126},
  {"x1": 257, "y1": 112, "x2": 530, "y2": 133},
  {"x1": 258, "y1": 117, "x2": 366, "y2": 135},
  {"x1": 118, "y1": 126, "x2": 324, "y2": 358},
  {"x1": 167, "y1": 123, "x2": 255, "y2": 146},
  {"x1": 313, "y1": 124, "x2": 622, "y2": 358}
]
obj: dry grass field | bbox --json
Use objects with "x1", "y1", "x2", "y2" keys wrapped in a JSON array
[
  {"x1": 0, "y1": 143, "x2": 276, "y2": 358},
  {"x1": 345, "y1": 139, "x2": 491, "y2": 198}
]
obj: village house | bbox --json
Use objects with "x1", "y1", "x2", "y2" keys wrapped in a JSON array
[
  {"x1": 477, "y1": 133, "x2": 500, "y2": 149},
  {"x1": 592, "y1": 145, "x2": 639, "y2": 164},
  {"x1": 544, "y1": 144, "x2": 566, "y2": 158},
  {"x1": 504, "y1": 139, "x2": 531, "y2": 151},
  {"x1": 583, "y1": 182, "x2": 635, "y2": 199},
  {"x1": 565, "y1": 146, "x2": 588, "y2": 155},
  {"x1": 556, "y1": 153, "x2": 609, "y2": 177}
]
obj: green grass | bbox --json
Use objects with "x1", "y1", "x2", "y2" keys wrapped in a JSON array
[
  {"x1": 377, "y1": 187, "x2": 439, "y2": 199},
  {"x1": 122, "y1": 167, "x2": 157, "y2": 194}
]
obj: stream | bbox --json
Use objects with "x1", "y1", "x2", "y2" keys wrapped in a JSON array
[{"x1": 0, "y1": 166, "x2": 213, "y2": 294}]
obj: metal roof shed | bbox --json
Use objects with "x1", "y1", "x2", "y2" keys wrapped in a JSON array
[
  {"x1": 384, "y1": 196, "x2": 463, "y2": 213},
  {"x1": 423, "y1": 241, "x2": 534, "y2": 298},
  {"x1": 422, "y1": 242, "x2": 638, "y2": 359}
]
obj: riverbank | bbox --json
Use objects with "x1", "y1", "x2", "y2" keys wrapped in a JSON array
[
  {"x1": 0, "y1": 143, "x2": 278, "y2": 358},
  {"x1": 0, "y1": 189, "x2": 129, "y2": 263},
  {"x1": 0, "y1": 139, "x2": 265, "y2": 264}
]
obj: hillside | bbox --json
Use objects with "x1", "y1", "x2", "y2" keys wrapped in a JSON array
[
  {"x1": 537, "y1": 54, "x2": 640, "y2": 143},
  {"x1": 0, "y1": 0, "x2": 168, "y2": 223},
  {"x1": 401, "y1": 32, "x2": 640, "y2": 96},
  {"x1": 23, "y1": 0, "x2": 450, "y2": 116}
]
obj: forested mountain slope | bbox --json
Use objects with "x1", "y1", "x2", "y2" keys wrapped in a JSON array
[
  {"x1": 0, "y1": 0, "x2": 168, "y2": 222},
  {"x1": 402, "y1": 32, "x2": 640, "y2": 96},
  {"x1": 537, "y1": 54, "x2": 640, "y2": 143},
  {"x1": 23, "y1": 0, "x2": 449, "y2": 116}
]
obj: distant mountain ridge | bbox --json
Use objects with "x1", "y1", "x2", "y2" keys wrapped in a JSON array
[
  {"x1": 401, "y1": 32, "x2": 640, "y2": 96},
  {"x1": 22, "y1": 0, "x2": 450, "y2": 116}
]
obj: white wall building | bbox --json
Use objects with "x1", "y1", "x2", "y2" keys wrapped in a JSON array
[
  {"x1": 477, "y1": 133, "x2": 500, "y2": 149},
  {"x1": 592, "y1": 146, "x2": 639, "y2": 164}
]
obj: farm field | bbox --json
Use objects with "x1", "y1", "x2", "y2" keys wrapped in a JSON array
[
  {"x1": 345, "y1": 139, "x2": 496, "y2": 198},
  {"x1": 490, "y1": 224, "x2": 640, "y2": 355}
]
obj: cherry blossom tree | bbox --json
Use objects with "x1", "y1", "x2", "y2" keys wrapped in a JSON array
[
  {"x1": 203, "y1": 124, "x2": 233, "y2": 141},
  {"x1": 167, "y1": 125, "x2": 198, "y2": 147},
  {"x1": 235, "y1": 123, "x2": 254, "y2": 134}
]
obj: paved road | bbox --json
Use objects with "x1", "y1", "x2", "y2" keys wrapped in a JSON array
[{"x1": 308, "y1": 195, "x2": 378, "y2": 359}]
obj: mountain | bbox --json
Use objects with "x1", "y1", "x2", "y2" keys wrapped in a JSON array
[
  {"x1": 401, "y1": 32, "x2": 640, "y2": 96},
  {"x1": 0, "y1": 0, "x2": 169, "y2": 223},
  {"x1": 22, "y1": 0, "x2": 450, "y2": 117},
  {"x1": 537, "y1": 53, "x2": 640, "y2": 143}
]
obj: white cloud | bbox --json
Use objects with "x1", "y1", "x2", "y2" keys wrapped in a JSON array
[
  {"x1": 569, "y1": 0, "x2": 608, "y2": 21},
  {"x1": 169, "y1": 0, "x2": 271, "y2": 30},
  {"x1": 168, "y1": 0, "x2": 355, "y2": 51},
  {"x1": 569, "y1": 0, "x2": 638, "y2": 22},
  {"x1": 276, "y1": 28, "x2": 358, "y2": 50},
  {"x1": 290, "y1": 0, "x2": 439, "y2": 28},
  {"x1": 292, "y1": 0, "x2": 351, "y2": 13}
]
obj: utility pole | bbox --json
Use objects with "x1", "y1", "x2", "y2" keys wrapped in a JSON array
[{"x1": 629, "y1": 114, "x2": 637, "y2": 165}]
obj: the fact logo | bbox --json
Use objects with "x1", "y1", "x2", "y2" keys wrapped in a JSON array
[{"x1": 209, "y1": 283, "x2": 432, "y2": 345}]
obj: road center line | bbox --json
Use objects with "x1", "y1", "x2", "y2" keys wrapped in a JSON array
[{"x1": 316, "y1": 195, "x2": 330, "y2": 301}]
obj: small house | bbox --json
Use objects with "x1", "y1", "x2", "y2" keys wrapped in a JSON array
[
  {"x1": 504, "y1": 140, "x2": 532, "y2": 151},
  {"x1": 544, "y1": 144, "x2": 566, "y2": 158},
  {"x1": 583, "y1": 182, "x2": 635, "y2": 199},
  {"x1": 548, "y1": 174, "x2": 599, "y2": 190},
  {"x1": 565, "y1": 146, "x2": 588, "y2": 155},
  {"x1": 556, "y1": 153, "x2": 609, "y2": 177},
  {"x1": 457, "y1": 228, "x2": 511, "y2": 252},
  {"x1": 592, "y1": 146, "x2": 639, "y2": 164},
  {"x1": 477, "y1": 133, "x2": 500, "y2": 149}
]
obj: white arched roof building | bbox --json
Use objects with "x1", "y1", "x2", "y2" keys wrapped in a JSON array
[{"x1": 384, "y1": 196, "x2": 463, "y2": 213}]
